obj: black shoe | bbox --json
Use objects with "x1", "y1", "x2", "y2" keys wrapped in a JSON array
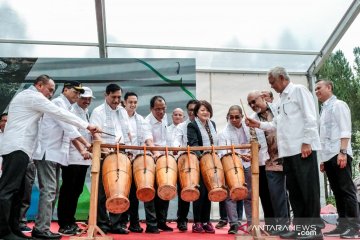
[
  {"x1": 31, "y1": 229, "x2": 61, "y2": 239},
  {"x1": 128, "y1": 224, "x2": 143, "y2": 233},
  {"x1": 58, "y1": 225, "x2": 77, "y2": 236},
  {"x1": 12, "y1": 230, "x2": 32, "y2": 239},
  {"x1": 109, "y1": 227, "x2": 129, "y2": 234},
  {"x1": 340, "y1": 228, "x2": 360, "y2": 239},
  {"x1": 1, "y1": 232, "x2": 29, "y2": 240},
  {"x1": 228, "y1": 224, "x2": 239, "y2": 234},
  {"x1": 323, "y1": 226, "x2": 346, "y2": 237},
  {"x1": 20, "y1": 225, "x2": 32, "y2": 233},
  {"x1": 177, "y1": 222, "x2": 188, "y2": 232},
  {"x1": 215, "y1": 220, "x2": 228, "y2": 229},
  {"x1": 158, "y1": 223, "x2": 173, "y2": 232},
  {"x1": 280, "y1": 231, "x2": 298, "y2": 239},
  {"x1": 145, "y1": 226, "x2": 160, "y2": 234},
  {"x1": 98, "y1": 224, "x2": 111, "y2": 234}
]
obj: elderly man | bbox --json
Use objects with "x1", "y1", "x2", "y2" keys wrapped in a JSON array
[
  {"x1": 247, "y1": 91, "x2": 289, "y2": 235},
  {"x1": 166, "y1": 108, "x2": 185, "y2": 146},
  {"x1": 32, "y1": 81, "x2": 93, "y2": 239},
  {"x1": 57, "y1": 86, "x2": 95, "y2": 235},
  {"x1": 246, "y1": 67, "x2": 323, "y2": 239},
  {"x1": 316, "y1": 79, "x2": 360, "y2": 238},
  {"x1": 90, "y1": 83, "x2": 131, "y2": 235},
  {"x1": 0, "y1": 75, "x2": 98, "y2": 240}
]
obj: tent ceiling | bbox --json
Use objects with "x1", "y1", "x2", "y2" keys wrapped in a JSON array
[{"x1": 0, "y1": 0, "x2": 359, "y2": 74}]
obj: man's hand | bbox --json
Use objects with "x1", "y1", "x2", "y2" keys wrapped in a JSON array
[
  {"x1": 87, "y1": 124, "x2": 101, "y2": 134},
  {"x1": 319, "y1": 162, "x2": 325, "y2": 172},
  {"x1": 81, "y1": 150, "x2": 92, "y2": 160},
  {"x1": 242, "y1": 154, "x2": 252, "y2": 162},
  {"x1": 337, "y1": 153, "x2": 347, "y2": 168},
  {"x1": 245, "y1": 117, "x2": 260, "y2": 128},
  {"x1": 301, "y1": 143, "x2": 312, "y2": 158}
]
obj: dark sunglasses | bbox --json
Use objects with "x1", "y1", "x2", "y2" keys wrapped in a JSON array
[{"x1": 248, "y1": 96, "x2": 260, "y2": 106}]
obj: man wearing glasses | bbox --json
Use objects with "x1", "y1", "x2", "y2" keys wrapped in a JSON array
[
  {"x1": 32, "y1": 81, "x2": 92, "y2": 239},
  {"x1": 246, "y1": 67, "x2": 322, "y2": 239},
  {"x1": 247, "y1": 91, "x2": 289, "y2": 235}
]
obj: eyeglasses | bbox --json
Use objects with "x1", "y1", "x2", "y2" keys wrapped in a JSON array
[
  {"x1": 248, "y1": 96, "x2": 260, "y2": 106},
  {"x1": 229, "y1": 115, "x2": 241, "y2": 120}
]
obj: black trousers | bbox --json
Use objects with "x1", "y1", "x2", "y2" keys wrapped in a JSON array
[
  {"x1": 144, "y1": 188, "x2": 170, "y2": 227},
  {"x1": 0, "y1": 151, "x2": 29, "y2": 236},
  {"x1": 192, "y1": 174, "x2": 211, "y2": 223},
  {"x1": 324, "y1": 155, "x2": 360, "y2": 230},
  {"x1": 259, "y1": 166, "x2": 275, "y2": 225},
  {"x1": 176, "y1": 179, "x2": 190, "y2": 223},
  {"x1": 283, "y1": 152, "x2": 322, "y2": 227},
  {"x1": 57, "y1": 164, "x2": 89, "y2": 228},
  {"x1": 119, "y1": 179, "x2": 140, "y2": 226}
]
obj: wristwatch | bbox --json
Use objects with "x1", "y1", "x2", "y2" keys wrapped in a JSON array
[{"x1": 339, "y1": 149, "x2": 347, "y2": 155}]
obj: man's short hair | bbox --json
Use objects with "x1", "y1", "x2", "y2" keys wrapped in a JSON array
[
  {"x1": 124, "y1": 92, "x2": 138, "y2": 100},
  {"x1": 106, "y1": 84, "x2": 122, "y2": 95},
  {"x1": 34, "y1": 74, "x2": 52, "y2": 85},
  {"x1": 150, "y1": 96, "x2": 166, "y2": 108},
  {"x1": 317, "y1": 79, "x2": 334, "y2": 91},
  {"x1": 0, "y1": 112, "x2": 8, "y2": 119},
  {"x1": 186, "y1": 99, "x2": 199, "y2": 109},
  {"x1": 268, "y1": 66, "x2": 290, "y2": 81}
]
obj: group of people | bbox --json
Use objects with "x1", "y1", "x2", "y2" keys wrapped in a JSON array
[{"x1": 0, "y1": 66, "x2": 359, "y2": 240}]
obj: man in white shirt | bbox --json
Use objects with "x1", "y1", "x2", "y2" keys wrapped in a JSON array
[
  {"x1": 0, "y1": 75, "x2": 98, "y2": 240},
  {"x1": 173, "y1": 99, "x2": 197, "y2": 232},
  {"x1": 315, "y1": 80, "x2": 360, "y2": 238},
  {"x1": 0, "y1": 113, "x2": 7, "y2": 178},
  {"x1": 246, "y1": 67, "x2": 323, "y2": 239},
  {"x1": 90, "y1": 84, "x2": 130, "y2": 235},
  {"x1": 57, "y1": 86, "x2": 95, "y2": 236},
  {"x1": 32, "y1": 81, "x2": 93, "y2": 240},
  {"x1": 144, "y1": 96, "x2": 173, "y2": 233},
  {"x1": 247, "y1": 91, "x2": 289, "y2": 235},
  {"x1": 119, "y1": 91, "x2": 158, "y2": 233},
  {"x1": 166, "y1": 108, "x2": 184, "y2": 146}
]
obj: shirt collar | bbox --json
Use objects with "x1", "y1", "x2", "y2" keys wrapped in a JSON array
[
  {"x1": 280, "y1": 82, "x2": 293, "y2": 97},
  {"x1": 321, "y1": 95, "x2": 337, "y2": 108},
  {"x1": 60, "y1": 94, "x2": 73, "y2": 109},
  {"x1": 148, "y1": 112, "x2": 167, "y2": 125}
]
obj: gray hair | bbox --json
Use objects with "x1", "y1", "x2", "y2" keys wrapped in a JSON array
[{"x1": 268, "y1": 66, "x2": 290, "y2": 81}]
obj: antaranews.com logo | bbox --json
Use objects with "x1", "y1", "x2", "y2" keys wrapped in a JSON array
[{"x1": 252, "y1": 224, "x2": 317, "y2": 236}]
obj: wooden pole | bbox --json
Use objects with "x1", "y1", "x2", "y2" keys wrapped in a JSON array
[
  {"x1": 250, "y1": 140, "x2": 262, "y2": 239},
  {"x1": 70, "y1": 140, "x2": 112, "y2": 240},
  {"x1": 99, "y1": 144, "x2": 251, "y2": 152}
]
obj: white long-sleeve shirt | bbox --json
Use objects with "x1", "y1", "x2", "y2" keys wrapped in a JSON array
[
  {"x1": 68, "y1": 103, "x2": 92, "y2": 166},
  {"x1": 319, "y1": 95, "x2": 352, "y2": 162},
  {"x1": 0, "y1": 86, "x2": 88, "y2": 158},
  {"x1": 259, "y1": 82, "x2": 321, "y2": 158},
  {"x1": 173, "y1": 119, "x2": 190, "y2": 147},
  {"x1": 218, "y1": 121, "x2": 252, "y2": 168},
  {"x1": 33, "y1": 94, "x2": 82, "y2": 165},
  {"x1": 90, "y1": 102, "x2": 129, "y2": 144}
]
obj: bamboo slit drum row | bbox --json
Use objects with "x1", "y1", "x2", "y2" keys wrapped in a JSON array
[{"x1": 101, "y1": 144, "x2": 250, "y2": 214}]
